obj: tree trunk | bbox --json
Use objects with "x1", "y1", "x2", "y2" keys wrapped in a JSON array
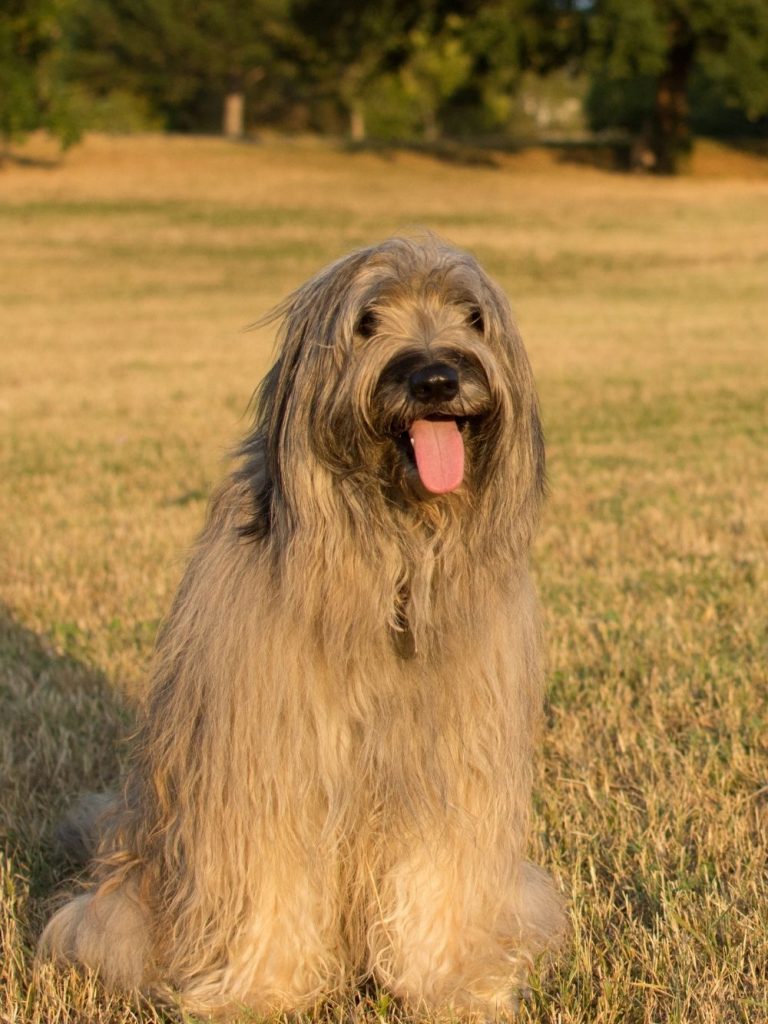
[
  {"x1": 422, "y1": 103, "x2": 439, "y2": 144},
  {"x1": 223, "y1": 92, "x2": 245, "y2": 139},
  {"x1": 349, "y1": 100, "x2": 366, "y2": 143},
  {"x1": 652, "y1": 35, "x2": 695, "y2": 174}
]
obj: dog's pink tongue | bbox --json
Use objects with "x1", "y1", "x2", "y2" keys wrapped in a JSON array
[{"x1": 409, "y1": 419, "x2": 464, "y2": 494}]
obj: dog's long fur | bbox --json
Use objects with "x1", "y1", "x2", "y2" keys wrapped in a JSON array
[{"x1": 40, "y1": 236, "x2": 564, "y2": 1017}]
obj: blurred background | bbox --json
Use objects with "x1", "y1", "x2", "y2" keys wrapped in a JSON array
[
  {"x1": 2, "y1": 3, "x2": 768, "y2": 1023},
  {"x1": 3, "y1": 0, "x2": 768, "y2": 173}
]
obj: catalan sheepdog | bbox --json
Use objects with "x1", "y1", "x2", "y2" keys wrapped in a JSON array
[{"x1": 40, "y1": 236, "x2": 564, "y2": 1017}]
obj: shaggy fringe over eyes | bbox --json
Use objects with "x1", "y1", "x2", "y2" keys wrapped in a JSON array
[{"x1": 39, "y1": 235, "x2": 564, "y2": 1020}]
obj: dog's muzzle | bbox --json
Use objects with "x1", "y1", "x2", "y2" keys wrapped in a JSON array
[{"x1": 374, "y1": 353, "x2": 493, "y2": 497}]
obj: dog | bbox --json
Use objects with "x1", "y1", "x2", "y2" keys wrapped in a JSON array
[{"x1": 40, "y1": 235, "x2": 564, "y2": 1018}]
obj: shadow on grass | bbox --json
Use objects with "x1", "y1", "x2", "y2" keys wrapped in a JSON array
[
  {"x1": 341, "y1": 134, "x2": 638, "y2": 172},
  {"x1": 0, "y1": 147, "x2": 63, "y2": 170},
  {"x1": 343, "y1": 133, "x2": 768, "y2": 175},
  {"x1": 553, "y1": 138, "x2": 634, "y2": 172},
  {"x1": 0, "y1": 603, "x2": 132, "y2": 926},
  {"x1": 341, "y1": 138, "x2": 506, "y2": 168},
  {"x1": 709, "y1": 136, "x2": 768, "y2": 158}
]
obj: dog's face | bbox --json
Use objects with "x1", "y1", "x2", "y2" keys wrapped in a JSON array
[
  {"x1": 342, "y1": 290, "x2": 504, "y2": 501},
  {"x1": 246, "y1": 237, "x2": 543, "y2": 533}
]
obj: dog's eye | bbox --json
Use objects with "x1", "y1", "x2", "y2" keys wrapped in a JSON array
[
  {"x1": 467, "y1": 306, "x2": 484, "y2": 334},
  {"x1": 355, "y1": 309, "x2": 378, "y2": 340}
]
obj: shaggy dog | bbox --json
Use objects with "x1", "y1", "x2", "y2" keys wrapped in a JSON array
[{"x1": 40, "y1": 236, "x2": 564, "y2": 1017}]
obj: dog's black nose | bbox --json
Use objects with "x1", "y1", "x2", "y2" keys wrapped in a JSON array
[{"x1": 408, "y1": 363, "x2": 459, "y2": 402}]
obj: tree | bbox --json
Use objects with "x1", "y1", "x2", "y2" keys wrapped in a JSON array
[
  {"x1": 587, "y1": 0, "x2": 768, "y2": 173},
  {"x1": 293, "y1": 0, "x2": 583, "y2": 142},
  {"x1": 438, "y1": 0, "x2": 585, "y2": 137},
  {"x1": 400, "y1": 14, "x2": 473, "y2": 141},
  {"x1": 292, "y1": 0, "x2": 417, "y2": 140},
  {"x1": 0, "y1": 0, "x2": 80, "y2": 148},
  {"x1": 65, "y1": 0, "x2": 295, "y2": 135}
]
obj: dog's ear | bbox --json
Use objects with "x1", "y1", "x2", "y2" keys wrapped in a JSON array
[{"x1": 239, "y1": 247, "x2": 377, "y2": 504}]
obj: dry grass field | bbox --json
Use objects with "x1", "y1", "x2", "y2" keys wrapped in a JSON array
[{"x1": 1, "y1": 134, "x2": 767, "y2": 1023}]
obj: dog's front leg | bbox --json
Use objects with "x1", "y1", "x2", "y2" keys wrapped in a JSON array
[
  {"x1": 160, "y1": 844, "x2": 350, "y2": 1017},
  {"x1": 368, "y1": 831, "x2": 536, "y2": 1019}
]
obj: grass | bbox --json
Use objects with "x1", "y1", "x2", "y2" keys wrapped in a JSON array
[{"x1": 1, "y1": 133, "x2": 767, "y2": 1023}]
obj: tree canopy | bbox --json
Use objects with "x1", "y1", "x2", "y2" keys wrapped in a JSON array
[
  {"x1": 0, "y1": 0, "x2": 80, "y2": 146},
  {"x1": 586, "y1": 0, "x2": 768, "y2": 171},
  {"x1": 2, "y1": 0, "x2": 767, "y2": 171}
]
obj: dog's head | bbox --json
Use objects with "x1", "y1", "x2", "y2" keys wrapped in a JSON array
[{"x1": 242, "y1": 236, "x2": 544, "y2": 539}]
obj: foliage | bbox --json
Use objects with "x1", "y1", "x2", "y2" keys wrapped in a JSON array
[
  {"x1": 690, "y1": 69, "x2": 768, "y2": 138},
  {"x1": 401, "y1": 14, "x2": 474, "y2": 140},
  {"x1": 1, "y1": 0, "x2": 767, "y2": 168},
  {"x1": 0, "y1": 0, "x2": 80, "y2": 146},
  {"x1": 292, "y1": 0, "x2": 418, "y2": 137},
  {"x1": 66, "y1": 86, "x2": 165, "y2": 133},
  {"x1": 586, "y1": 0, "x2": 768, "y2": 171},
  {"x1": 357, "y1": 74, "x2": 423, "y2": 142},
  {"x1": 293, "y1": 0, "x2": 586, "y2": 141},
  {"x1": 64, "y1": 0, "x2": 297, "y2": 132}
]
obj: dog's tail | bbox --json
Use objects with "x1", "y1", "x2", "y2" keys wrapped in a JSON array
[{"x1": 54, "y1": 792, "x2": 117, "y2": 865}]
